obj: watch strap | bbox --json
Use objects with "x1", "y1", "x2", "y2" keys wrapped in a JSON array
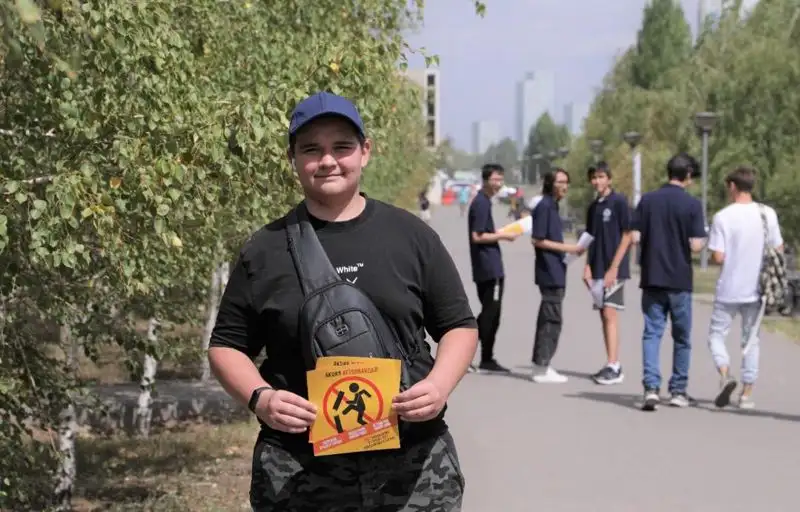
[{"x1": 248, "y1": 385, "x2": 273, "y2": 413}]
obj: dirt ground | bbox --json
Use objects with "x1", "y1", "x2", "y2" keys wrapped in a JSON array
[{"x1": 71, "y1": 420, "x2": 257, "y2": 511}]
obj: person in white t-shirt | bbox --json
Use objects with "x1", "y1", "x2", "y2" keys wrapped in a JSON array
[{"x1": 707, "y1": 166, "x2": 784, "y2": 410}]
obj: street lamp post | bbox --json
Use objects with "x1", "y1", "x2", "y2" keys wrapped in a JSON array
[
  {"x1": 623, "y1": 132, "x2": 643, "y2": 207},
  {"x1": 532, "y1": 152, "x2": 542, "y2": 184},
  {"x1": 589, "y1": 139, "x2": 604, "y2": 162},
  {"x1": 623, "y1": 131, "x2": 643, "y2": 268},
  {"x1": 693, "y1": 112, "x2": 719, "y2": 271}
]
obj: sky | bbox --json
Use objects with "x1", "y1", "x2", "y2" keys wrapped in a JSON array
[{"x1": 404, "y1": 0, "x2": 705, "y2": 152}]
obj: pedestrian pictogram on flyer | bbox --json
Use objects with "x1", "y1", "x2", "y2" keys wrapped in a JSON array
[{"x1": 306, "y1": 356, "x2": 401, "y2": 457}]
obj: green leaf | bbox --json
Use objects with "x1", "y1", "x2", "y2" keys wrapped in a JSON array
[
  {"x1": 15, "y1": 193, "x2": 27, "y2": 204},
  {"x1": 156, "y1": 204, "x2": 170, "y2": 216},
  {"x1": 15, "y1": 0, "x2": 42, "y2": 24}
]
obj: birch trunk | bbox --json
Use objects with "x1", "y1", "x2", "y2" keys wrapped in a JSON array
[
  {"x1": 200, "y1": 262, "x2": 229, "y2": 381},
  {"x1": 54, "y1": 324, "x2": 77, "y2": 511},
  {"x1": 134, "y1": 318, "x2": 159, "y2": 438}
]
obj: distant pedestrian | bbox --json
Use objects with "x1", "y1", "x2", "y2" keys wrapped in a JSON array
[
  {"x1": 583, "y1": 162, "x2": 632, "y2": 385},
  {"x1": 467, "y1": 163, "x2": 520, "y2": 373},
  {"x1": 623, "y1": 153, "x2": 707, "y2": 411},
  {"x1": 706, "y1": 166, "x2": 784, "y2": 410},
  {"x1": 419, "y1": 188, "x2": 432, "y2": 223},
  {"x1": 530, "y1": 168, "x2": 586, "y2": 383},
  {"x1": 458, "y1": 185, "x2": 471, "y2": 217}
]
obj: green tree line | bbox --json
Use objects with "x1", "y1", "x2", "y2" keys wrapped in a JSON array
[
  {"x1": 564, "y1": 0, "x2": 800, "y2": 243},
  {"x1": 0, "y1": 0, "x2": 477, "y2": 508}
]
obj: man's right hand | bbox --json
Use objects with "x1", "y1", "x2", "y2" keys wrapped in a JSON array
[
  {"x1": 583, "y1": 265, "x2": 593, "y2": 289},
  {"x1": 569, "y1": 244, "x2": 586, "y2": 255},
  {"x1": 254, "y1": 389, "x2": 317, "y2": 434}
]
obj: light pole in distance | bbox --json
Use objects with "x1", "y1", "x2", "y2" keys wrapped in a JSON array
[
  {"x1": 589, "y1": 139, "x2": 604, "y2": 163},
  {"x1": 623, "y1": 131, "x2": 643, "y2": 267},
  {"x1": 693, "y1": 112, "x2": 719, "y2": 271}
]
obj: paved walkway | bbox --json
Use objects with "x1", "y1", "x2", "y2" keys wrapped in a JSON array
[{"x1": 431, "y1": 204, "x2": 800, "y2": 512}]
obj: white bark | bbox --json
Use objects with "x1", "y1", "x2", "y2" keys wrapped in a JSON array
[
  {"x1": 54, "y1": 324, "x2": 77, "y2": 511},
  {"x1": 134, "y1": 318, "x2": 159, "y2": 438},
  {"x1": 200, "y1": 262, "x2": 229, "y2": 381}
]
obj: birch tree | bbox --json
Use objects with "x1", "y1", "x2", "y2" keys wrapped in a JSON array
[{"x1": 0, "y1": 0, "x2": 454, "y2": 507}]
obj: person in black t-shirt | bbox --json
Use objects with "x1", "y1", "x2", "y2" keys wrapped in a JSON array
[
  {"x1": 582, "y1": 162, "x2": 632, "y2": 386},
  {"x1": 208, "y1": 92, "x2": 477, "y2": 511},
  {"x1": 467, "y1": 163, "x2": 519, "y2": 373}
]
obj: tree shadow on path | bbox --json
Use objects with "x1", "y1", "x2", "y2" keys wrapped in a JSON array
[{"x1": 564, "y1": 391, "x2": 800, "y2": 423}]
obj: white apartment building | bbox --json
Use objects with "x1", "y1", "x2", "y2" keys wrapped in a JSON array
[{"x1": 402, "y1": 68, "x2": 441, "y2": 149}]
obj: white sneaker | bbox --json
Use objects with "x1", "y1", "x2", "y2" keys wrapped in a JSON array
[
  {"x1": 738, "y1": 395, "x2": 755, "y2": 410},
  {"x1": 531, "y1": 366, "x2": 568, "y2": 384}
]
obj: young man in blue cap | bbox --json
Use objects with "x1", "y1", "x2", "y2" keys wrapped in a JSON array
[{"x1": 208, "y1": 91, "x2": 477, "y2": 511}]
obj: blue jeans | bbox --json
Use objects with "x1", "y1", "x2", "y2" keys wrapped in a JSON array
[{"x1": 641, "y1": 288, "x2": 693, "y2": 393}]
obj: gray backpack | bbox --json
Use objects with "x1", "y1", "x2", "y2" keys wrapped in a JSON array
[{"x1": 285, "y1": 203, "x2": 418, "y2": 391}]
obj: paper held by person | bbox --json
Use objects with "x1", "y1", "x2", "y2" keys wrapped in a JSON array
[
  {"x1": 498, "y1": 215, "x2": 533, "y2": 236},
  {"x1": 564, "y1": 233, "x2": 594, "y2": 265}
]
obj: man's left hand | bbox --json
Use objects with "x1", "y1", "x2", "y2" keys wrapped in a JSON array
[{"x1": 392, "y1": 378, "x2": 447, "y2": 422}]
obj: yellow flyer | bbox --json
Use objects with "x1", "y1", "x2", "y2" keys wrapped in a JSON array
[{"x1": 306, "y1": 357, "x2": 402, "y2": 457}]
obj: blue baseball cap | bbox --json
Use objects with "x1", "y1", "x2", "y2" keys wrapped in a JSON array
[{"x1": 288, "y1": 91, "x2": 365, "y2": 138}]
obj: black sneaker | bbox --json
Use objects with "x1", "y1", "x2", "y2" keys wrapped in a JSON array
[
  {"x1": 642, "y1": 388, "x2": 660, "y2": 411},
  {"x1": 593, "y1": 365, "x2": 624, "y2": 385},
  {"x1": 714, "y1": 376, "x2": 738, "y2": 408},
  {"x1": 478, "y1": 359, "x2": 511, "y2": 373}
]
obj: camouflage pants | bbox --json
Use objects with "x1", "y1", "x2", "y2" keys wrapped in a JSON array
[{"x1": 250, "y1": 432, "x2": 465, "y2": 511}]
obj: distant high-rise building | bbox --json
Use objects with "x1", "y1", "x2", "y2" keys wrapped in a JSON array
[
  {"x1": 698, "y1": 0, "x2": 724, "y2": 29},
  {"x1": 698, "y1": 0, "x2": 759, "y2": 36},
  {"x1": 471, "y1": 120, "x2": 500, "y2": 155},
  {"x1": 516, "y1": 70, "x2": 555, "y2": 154},
  {"x1": 563, "y1": 103, "x2": 589, "y2": 136},
  {"x1": 402, "y1": 68, "x2": 441, "y2": 149},
  {"x1": 739, "y1": 0, "x2": 759, "y2": 17}
]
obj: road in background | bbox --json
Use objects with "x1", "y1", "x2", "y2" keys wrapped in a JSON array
[{"x1": 432, "y1": 203, "x2": 800, "y2": 512}]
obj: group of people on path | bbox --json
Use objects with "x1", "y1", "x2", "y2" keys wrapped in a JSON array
[{"x1": 466, "y1": 156, "x2": 785, "y2": 411}]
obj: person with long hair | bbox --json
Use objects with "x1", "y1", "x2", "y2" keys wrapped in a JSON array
[{"x1": 529, "y1": 168, "x2": 586, "y2": 383}]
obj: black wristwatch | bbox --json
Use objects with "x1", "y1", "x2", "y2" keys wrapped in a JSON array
[{"x1": 248, "y1": 385, "x2": 273, "y2": 413}]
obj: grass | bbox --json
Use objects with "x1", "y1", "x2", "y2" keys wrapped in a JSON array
[
  {"x1": 692, "y1": 264, "x2": 720, "y2": 296},
  {"x1": 690, "y1": 264, "x2": 800, "y2": 341},
  {"x1": 71, "y1": 420, "x2": 257, "y2": 511}
]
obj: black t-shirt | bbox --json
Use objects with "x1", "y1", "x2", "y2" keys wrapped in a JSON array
[{"x1": 210, "y1": 197, "x2": 477, "y2": 455}]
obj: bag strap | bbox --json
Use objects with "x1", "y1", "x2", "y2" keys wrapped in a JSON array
[
  {"x1": 757, "y1": 203, "x2": 769, "y2": 255},
  {"x1": 285, "y1": 202, "x2": 342, "y2": 296}
]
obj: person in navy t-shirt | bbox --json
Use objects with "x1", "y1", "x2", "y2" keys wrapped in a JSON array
[
  {"x1": 467, "y1": 163, "x2": 520, "y2": 373},
  {"x1": 529, "y1": 168, "x2": 586, "y2": 383},
  {"x1": 582, "y1": 162, "x2": 632, "y2": 386},
  {"x1": 612, "y1": 153, "x2": 707, "y2": 411}
]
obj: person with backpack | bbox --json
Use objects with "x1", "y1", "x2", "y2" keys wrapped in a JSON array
[
  {"x1": 208, "y1": 91, "x2": 478, "y2": 511},
  {"x1": 706, "y1": 166, "x2": 785, "y2": 410}
]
